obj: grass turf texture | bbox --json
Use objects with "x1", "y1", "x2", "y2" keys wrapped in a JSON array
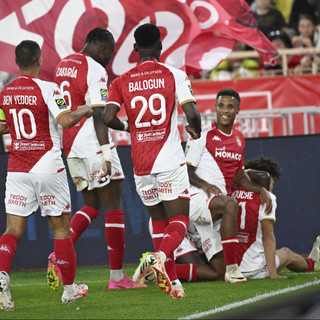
[{"x1": 0, "y1": 265, "x2": 319, "y2": 319}]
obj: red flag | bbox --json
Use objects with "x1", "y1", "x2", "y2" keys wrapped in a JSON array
[{"x1": 185, "y1": 0, "x2": 278, "y2": 76}]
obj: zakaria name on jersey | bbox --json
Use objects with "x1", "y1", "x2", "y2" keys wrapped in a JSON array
[{"x1": 55, "y1": 66, "x2": 78, "y2": 79}]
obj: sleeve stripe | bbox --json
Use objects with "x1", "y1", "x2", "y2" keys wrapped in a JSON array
[
  {"x1": 180, "y1": 99, "x2": 196, "y2": 107},
  {"x1": 56, "y1": 110, "x2": 71, "y2": 120},
  {"x1": 106, "y1": 101, "x2": 121, "y2": 108}
]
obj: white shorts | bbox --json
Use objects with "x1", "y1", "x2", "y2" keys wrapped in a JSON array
[
  {"x1": 190, "y1": 190, "x2": 222, "y2": 261},
  {"x1": 174, "y1": 235, "x2": 198, "y2": 260},
  {"x1": 5, "y1": 170, "x2": 71, "y2": 217},
  {"x1": 134, "y1": 164, "x2": 190, "y2": 206},
  {"x1": 67, "y1": 147, "x2": 124, "y2": 191},
  {"x1": 240, "y1": 255, "x2": 280, "y2": 279}
]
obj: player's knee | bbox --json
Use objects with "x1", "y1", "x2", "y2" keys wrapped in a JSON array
[{"x1": 223, "y1": 197, "x2": 238, "y2": 215}]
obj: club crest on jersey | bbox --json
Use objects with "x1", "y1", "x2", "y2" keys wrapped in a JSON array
[
  {"x1": 55, "y1": 99, "x2": 67, "y2": 109},
  {"x1": 100, "y1": 89, "x2": 108, "y2": 101},
  {"x1": 236, "y1": 135, "x2": 242, "y2": 147}
]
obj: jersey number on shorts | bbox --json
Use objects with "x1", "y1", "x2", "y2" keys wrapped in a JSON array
[
  {"x1": 131, "y1": 94, "x2": 166, "y2": 128},
  {"x1": 10, "y1": 108, "x2": 36, "y2": 139}
]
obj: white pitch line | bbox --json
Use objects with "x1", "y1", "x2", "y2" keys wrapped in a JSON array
[
  {"x1": 11, "y1": 279, "x2": 105, "y2": 287},
  {"x1": 179, "y1": 279, "x2": 320, "y2": 320}
]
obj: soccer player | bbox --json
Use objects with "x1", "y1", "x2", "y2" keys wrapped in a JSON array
[
  {"x1": 185, "y1": 88, "x2": 272, "y2": 283},
  {"x1": 232, "y1": 156, "x2": 320, "y2": 279},
  {"x1": 103, "y1": 23, "x2": 202, "y2": 299},
  {"x1": 0, "y1": 40, "x2": 92, "y2": 310},
  {"x1": 50, "y1": 28, "x2": 145, "y2": 290}
]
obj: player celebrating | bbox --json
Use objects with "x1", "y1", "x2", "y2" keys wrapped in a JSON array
[
  {"x1": 103, "y1": 23, "x2": 202, "y2": 299},
  {"x1": 49, "y1": 28, "x2": 145, "y2": 290},
  {"x1": 185, "y1": 88, "x2": 272, "y2": 283},
  {"x1": 232, "y1": 156, "x2": 320, "y2": 279},
  {"x1": 0, "y1": 40, "x2": 92, "y2": 310}
]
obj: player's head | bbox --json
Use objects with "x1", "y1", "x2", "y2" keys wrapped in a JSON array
[
  {"x1": 215, "y1": 88, "x2": 240, "y2": 132},
  {"x1": 83, "y1": 27, "x2": 115, "y2": 67},
  {"x1": 133, "y1": 23, "x2": 162, "y2": 61},
  {"x1": 245, "y1": 156, "x2": 282, "y2": 192},
  {"x1": 15, "y1": 40, "x2": 42, "y2": 72}
]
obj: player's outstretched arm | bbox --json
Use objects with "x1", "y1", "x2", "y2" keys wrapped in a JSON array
[
  {"x1": 57, "y1": 105, "x2": 93, "y2": 128},
  {"x1": 103, "y1": 103, "x2": 129, "y2": 132},
  {"x1": 181, "y1": 102, "x2": 201, "y2": 139}
]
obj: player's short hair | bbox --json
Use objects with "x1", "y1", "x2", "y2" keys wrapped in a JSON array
[
  {"x1": 86, "y1": 28, "x2": 114, "y2": 44},
  {"x1": 134, "y1": 23, "x2": 161, "y2": 47},
  {"x1": 245, "y1": 156, "x2": 282, "y2": 181},
  {"x1": 216, "y1": 88, "x2": 240, "y2": 105},
  {"x1": 15, "y1": 40, "x2": 41, "y2": 69}
]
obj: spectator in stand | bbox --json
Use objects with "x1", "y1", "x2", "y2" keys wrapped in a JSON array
[
  {"x1": 273, "y1": 0, "x2": 294, "y2": 24},
  {"x1": 291, "y1": 14, "x2": 320, "y2": 73},
  {"x1": 253, "y1": 0, "x2": 288, "y2": 37},
  {"x1": 289, "y1": 0, "x2": 320, "y2": 34},
  {"x1": 232, "y1": 156, "x2": 320, "y2": 279}
]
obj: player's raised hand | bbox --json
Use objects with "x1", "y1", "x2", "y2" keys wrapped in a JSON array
[{"x1": 185, "y1": 125, "x2": 201, "y2": 139}]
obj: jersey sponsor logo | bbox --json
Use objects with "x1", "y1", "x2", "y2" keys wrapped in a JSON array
[
  {"x1": 100, "y1": 89, "x2": 108, "y2": 101},
  {"x1": 57, "y1": 259, "x2": 69, "y2": 265},
  {"x1": 202, "y1": 238, "x2": 212, "y2": 254},
  {"x1": 8, "y1": 194, "x2": 28, "y2": 207},
  {"x1": 237, "y1": 232, "x2": 249, "y2": 243},
  {"x1": 212, "y1": 135, "x2": 221, "y2": 141},
  {"x1": 215, "y1": 147, "x2": 242, "y2": 161},
  {"x1": 13, "y1": 140, "x2": 45, "y2": 151},
  {"x1": 136, "y1": 128, "x2": 166, "y2": 142},
  {"x1": 55, "y1": 98, "x2": 68, "y2": 109},
  {"x1": 55, "y1": 67, "x2": 78, "y2": 78},
  {"x1": 52, "y1": 90, "x2": 60, "y2": 96},
  {"x1": 142, "y1": 188, "x2": 158, "y2": 201},
  {"x1": 157, "y1": 181, "x2": 172, "y2": 194},
  {"x1": 99, "y1": 77, "x2": 106, "y2": 83},
  {"x1": 236, "y1": 135, "x2": 242, "y2": 147},
  {"x1": 40, "y1": 195, "x2": 56, "y2": 206},
  {"x1": 128, "y1": 78, "x2": 165, "y2": 92}
]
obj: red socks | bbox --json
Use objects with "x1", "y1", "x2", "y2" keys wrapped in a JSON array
[
  {"x1": 176, "y1": 264, "x2": 198, "y2": 282},
  {"x1": 306, "y1": 257, "x2": 315, "y2": 271},
  {"x1": 221, "y1": 236, "x2": 239, "y2": 266},
  {"x1": 159, "y1": 215, "x2": 190, "y2": 257},
  {"x1": 70, "y1": 205, "x2": 100, "y2": 243},
  {"x1": 105, "y1": 210, "x2": 125, "y2": 270},
  {"x1": 151, "y1": 219, "x2": 169, "y2": 251},
  {"x1": 0, "y1": 234, "x2": 18, "y2": 274},
  {"x1": 54, "y1": 237, "x2": 76, "y2": 285}
]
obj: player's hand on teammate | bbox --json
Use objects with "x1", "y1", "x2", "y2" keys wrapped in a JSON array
[
  {"x1": 260, "y1": 188, "x2": 272, "y2": 214},
  {"x1": 78, "y1": 105, "x2": 93, "y2": 118},
  {"x1": 201, "y1": 181, "x2": 222, "y2": 197},
  {"x1": 185, "y1": 125, "x2": 201, "y2": 139},
  {"x1": 98, "y1": 160, "x2": 111, "y2": 183}
]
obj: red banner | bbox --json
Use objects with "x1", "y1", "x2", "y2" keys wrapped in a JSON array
[{"x1": 0, "y1": 0, "x2": 277, "y2": 81}]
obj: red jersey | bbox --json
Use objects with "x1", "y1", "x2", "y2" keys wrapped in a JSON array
[
  {"x1": 54, "y1": 53, "x2": 112, "y2": 158},
  {"x1": 0, "y1": 76, "x2": 69, "y2": 173},
  {"x1": 185, "y1": 123, "x2": 245, "y2": 196},
  {"x1": 231, "y1": 186, "x2": 277, "y2": 272},
  {"x1": 106, "y1": 60, "x2": 196, "y2": 175}
]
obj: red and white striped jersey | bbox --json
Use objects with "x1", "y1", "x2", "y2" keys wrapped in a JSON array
[
  {"x1": 106, "y1": 59, "x2": 196, "y2": 176},
  {"x1": 231, "y1": 186, "x2": 277, "y2": 272},
  {"x1": 54, "y1": 53, "x2": 113, "y2": 158},
  {"x1": 0, "y1": 75, "x2": 70, "y2": 173},
  {"x1": 185, "y1": 123, "x2": 245, "y2": 196}
]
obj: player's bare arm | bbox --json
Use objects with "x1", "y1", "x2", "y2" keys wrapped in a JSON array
[
  {"x1": 261, "y1": 220, "x2": 287, "y2": 279},
  {"x1": 57, "y1": 105, "x2": 93, "y2": 128},
  {"x1": 0, "y1": 123, "x2": 9, "y2": 135},
  {"x1": 92, "y1": 106, "x2": 112, "y2": 179},
  {"x1": 181, "y1": 102, "x2": 201, "y2": 139},
  {"x1": 187, "y1": 164, "x2": 222, "y2": 197},
  {"x1": 235, "y1": 168, "x2": 272, "y2": 214},
  {"x1": 103, "y1": 103, "x2": 129, "y2": 132}
]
